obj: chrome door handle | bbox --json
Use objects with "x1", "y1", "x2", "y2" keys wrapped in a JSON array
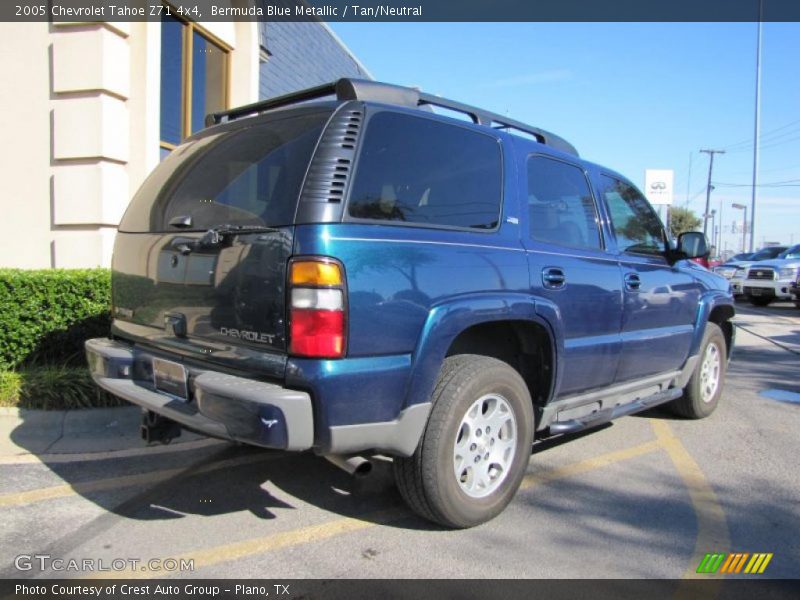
[
  {"x1": 542, "y1": 267, "x2": 566, "y2": 289},
  {"x1": 624, "y1": 273, "x2": 641, "y2": 291}
]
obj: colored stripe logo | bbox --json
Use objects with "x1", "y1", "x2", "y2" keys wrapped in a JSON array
[{"x1": 696, "y1": 552, "x2": 773, "y2": 574}]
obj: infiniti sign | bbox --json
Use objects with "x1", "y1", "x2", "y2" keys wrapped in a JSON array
[{"x1": 644, "y1": 169, "x2": 674, "y2": 205}]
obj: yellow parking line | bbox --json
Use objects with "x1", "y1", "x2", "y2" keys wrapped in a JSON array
[
  {"x1": 0, "y1": 452, "x2": 277, "y2": 508},
  {"x1": 6, "y1": 423, "x2": 720, "y2": 580},
  {"x1": 87, "y1": 507, "x2": 409, "y2": 580},
  {"x1": 521, "y1": 439, "x2": 661, "y2": 490},
  {"x1": 0, "y1": 439, "x2": 226, "y2": 466},
  {"x1": 650, "y1": 420, "x2": 730, "y2": 583},
  {"x1": 88, "y1": 441, "x2": 664, "y2": 578}
]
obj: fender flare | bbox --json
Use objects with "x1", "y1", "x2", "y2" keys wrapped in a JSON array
[
  {"x1": 689, "y1": 291, "x2": 735, "y2": 358},
  {"x1": 402, "y1": 292, "x2": 563, "y2": 410}
]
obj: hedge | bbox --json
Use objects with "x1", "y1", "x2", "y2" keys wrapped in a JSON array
[
  {"x1": 0, "y1": 367, "x2": 125, "y2": 410},
  {"x1": 0, "y1": 269, "x2": 111, "y2": 370}
]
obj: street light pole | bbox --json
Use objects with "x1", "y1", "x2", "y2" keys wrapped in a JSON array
[
  {"x1": 732, "y1": 203, "x2": 747, "y2": 252},
  {"x1": 707, "y1": 209, "x2": 717, "y2": 255},
  {"x1": 713, "y1": 211, "x2": 717, "y2": 252},
  {"x1": 750, "y1": 1, "x2": 763, "y2": 252},
  {"x1": 700, "y1": 149, "x2": 725, "y2": 237}
]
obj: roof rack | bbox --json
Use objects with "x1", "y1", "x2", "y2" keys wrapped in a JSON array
[{"x1": 206, "y1": 78, "x2": 578, "y2": 157}]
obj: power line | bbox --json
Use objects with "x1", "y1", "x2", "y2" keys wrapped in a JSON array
[
  {"x1": 713, "y1": 181, "x2": 800, "y2": 188},
  {"x1": 726, "y1": 132, "x2": 800, "y2": 153},
  {"x1": 721, "y1": 117, "x2": 800, "y2": 151}
]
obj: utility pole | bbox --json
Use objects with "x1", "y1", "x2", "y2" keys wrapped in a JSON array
[
  {"x1": 685, "y1": 152, "x2": 693, "y2": 208},
  {"x1": 700, "y1": 149, "x2": 725, "y2": 237},
  {"x1": 750, "y1": 2, "x2": 763, "y2": 252}
]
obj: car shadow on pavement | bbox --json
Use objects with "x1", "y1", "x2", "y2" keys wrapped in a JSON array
[
  {"x1": 727, "y1": 345, "x2": 800, "y2": 392},
  {"x1": 6, "y1": 410, "x2": 620, "y2": 542},
  {"x1": 513, "y1": 467, "x2": 800, "y2": 578}
]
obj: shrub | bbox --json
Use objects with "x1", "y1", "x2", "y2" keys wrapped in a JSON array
[
  {"x1": 0, "y1": 370, "x2": 21, "y2": 406},
  {"x1": 0, "y1": 367, "x2": 125, "y2": 410},
  {"x1": 0, "y1": 269, "x2": 111, "y2": 370}
]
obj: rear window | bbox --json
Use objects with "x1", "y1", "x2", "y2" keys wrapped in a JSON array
[
  {"x1": 119, "y1": 111, "x2": 329, "y2": 233},
  {"x1": 347, "y1": 111, "x2": 502, "y2": 230}
]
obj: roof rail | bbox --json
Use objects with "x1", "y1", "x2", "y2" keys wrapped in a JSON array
[{"x1": 206, "y1": 78, "x2": 578, "y2": 157}]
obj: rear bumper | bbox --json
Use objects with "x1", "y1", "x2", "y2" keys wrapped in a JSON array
[
  {"x1": 86, "y1": 337, "x2": 430, "y2": 456},
  {"x1": 85, "y1": 338, "x2": 313, "y2": 450}
]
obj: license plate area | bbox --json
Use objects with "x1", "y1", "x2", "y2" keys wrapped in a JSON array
[{"x1": 152, "y1": 357, "x2": 188, "y2": 401}]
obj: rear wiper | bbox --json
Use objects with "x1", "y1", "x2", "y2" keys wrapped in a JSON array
[
  {"x1": 199, "y1": 224, "x2": 280, "y2": 246},
  {"x1": 171, "y1": 224, "x2": 280, "y2": 254}
]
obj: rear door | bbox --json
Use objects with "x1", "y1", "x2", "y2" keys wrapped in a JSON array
[
  {"x1": 522, "y1": 153, "x2": 623, "y2": 396},
  {"x1": 595, "y1": 174, "x2": 700, "y2": 382},
  {"x1": 112, "y1": 110, "x2": 330, "y2": 373}
]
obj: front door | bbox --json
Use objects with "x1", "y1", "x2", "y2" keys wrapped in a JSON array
[{"x1": 596, "y1": 174, "x2": 700, "y2": 382}]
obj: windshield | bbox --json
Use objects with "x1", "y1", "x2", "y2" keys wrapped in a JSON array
[
  {"x1": 119, "y1": 110, "x2": 330, "y2": 233},
  {"x1": 751, "y1": 247, "x2": 787, "y2": 261},
  {"x1": 778, "y1": 244, "x2": 800, "y2": 259}
]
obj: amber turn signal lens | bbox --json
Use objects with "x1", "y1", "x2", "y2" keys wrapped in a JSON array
[{"x1": 291, "y1": 261, "x2": 342, "y2": 286}]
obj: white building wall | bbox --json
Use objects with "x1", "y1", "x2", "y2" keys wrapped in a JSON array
[
  {"x1": 0, "y1": 23, "x2": 54, "y2": 269},
  {"x1": 0, "y1": 18, "x2": 259, "y2": 269}
]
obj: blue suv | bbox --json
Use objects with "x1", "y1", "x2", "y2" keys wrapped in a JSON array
[{"x1": 87, "y1": 79, "x2": 735, "y2": 528}]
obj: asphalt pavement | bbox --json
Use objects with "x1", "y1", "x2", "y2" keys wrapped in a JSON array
[{"x1": 1, "y1": 302, "x2": 798, "y2": 580}]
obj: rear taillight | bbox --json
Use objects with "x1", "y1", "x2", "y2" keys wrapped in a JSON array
[{"x1": 288, "y1": 258, "x2": 346, "y2": 358}]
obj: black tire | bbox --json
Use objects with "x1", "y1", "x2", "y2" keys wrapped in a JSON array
[
  {"x1": 748, "y1": 295, "x2": 772, "y2": 307},
  {"x1": 394, "y1": 354, "x2": 534, "y2": 528},
  {"x1": 671, "y1": 322, "x2": 727, "y2": 419}
]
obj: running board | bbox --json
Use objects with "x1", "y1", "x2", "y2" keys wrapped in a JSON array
[{"x1": 548, "y1": 388, "x2": 682, "y2": 435}]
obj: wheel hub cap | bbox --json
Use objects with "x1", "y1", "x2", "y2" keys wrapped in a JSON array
[
  {"x1": 453, "y1": 393, "x2": 517, "y2": 498},
  {"x1": 700, "y1": 342, "x2": 721, "y2": 403}
]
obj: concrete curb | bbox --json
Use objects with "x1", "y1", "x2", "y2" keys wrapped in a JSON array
[{"x1": 0, "y1": 405, "x2": 205, "y2": 461}]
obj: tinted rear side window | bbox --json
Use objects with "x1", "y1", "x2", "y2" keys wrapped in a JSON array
[
  {"x1": 347, "y1": 112, "x2": 502, "y2": 230},
  {"x1": 119, "y1": 111, "x2": 329, "y2": 233},
  {"x1": 527, "y1": 156, "x2": 602, "y2": 250}
]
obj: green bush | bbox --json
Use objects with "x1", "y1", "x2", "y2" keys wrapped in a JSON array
[
  {"x1": 0, "y1": 269, "x2": 111, "y2": 370},
  {"x1": 0, "y1": 370, "x2": 21, "y2": 406},
  {"x1": 0, "y1": 367, "x2": 125, "y2": 410}
]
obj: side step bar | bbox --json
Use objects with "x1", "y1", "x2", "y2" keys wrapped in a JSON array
[{"x1": 548, "y1": 388, "x2": 682, "y2": 435}]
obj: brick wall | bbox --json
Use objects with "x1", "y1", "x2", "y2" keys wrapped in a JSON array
[{"x1": 259, "y1": 22, "x2": 371, "y2": 99}]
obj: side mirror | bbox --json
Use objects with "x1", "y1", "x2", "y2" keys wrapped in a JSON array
[{"x1": 676, "y1": 231, "x2": 709, "y2": 260}]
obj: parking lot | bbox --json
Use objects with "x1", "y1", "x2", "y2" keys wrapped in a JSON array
[{"x1": 1, "y1": 303, "x2": 799, "y2": 580}]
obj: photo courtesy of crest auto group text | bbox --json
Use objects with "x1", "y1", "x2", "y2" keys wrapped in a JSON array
[{"x1": 1, "y1": 1, "x2": 799, "y2": 598}]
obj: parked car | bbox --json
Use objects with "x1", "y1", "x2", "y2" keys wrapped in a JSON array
[
  {"x1": 742, "y1": 244, "x2": 800, "y2": 306},
  {"x1": 727, "y1": 246, "x2": 788, "y2": 296},
  {"x1": 713, "y1": 252, "x2": 753, "y2": 279},
  {"x1": 86, "y1": 79, "x2": 735, "y2": 528}
]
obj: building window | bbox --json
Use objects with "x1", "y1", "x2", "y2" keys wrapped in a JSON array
[{"x1": 160, "y1": 14, "x2": 229, "y2": 156}]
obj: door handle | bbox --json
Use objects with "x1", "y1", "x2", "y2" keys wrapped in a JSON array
[
  {"x1": 542, "y1": 267, "x2": 566, "y2": 289},
  {"x1": 624, "y1": 273, "x2": 641, "y2": 291},
  {"x1": 170, "y1": 238, "x2": 195, "y2": 255}
]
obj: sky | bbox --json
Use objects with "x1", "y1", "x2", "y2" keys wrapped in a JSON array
[{"x1": 330, "y1": 22, "x2": 800, "y2": 253}]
